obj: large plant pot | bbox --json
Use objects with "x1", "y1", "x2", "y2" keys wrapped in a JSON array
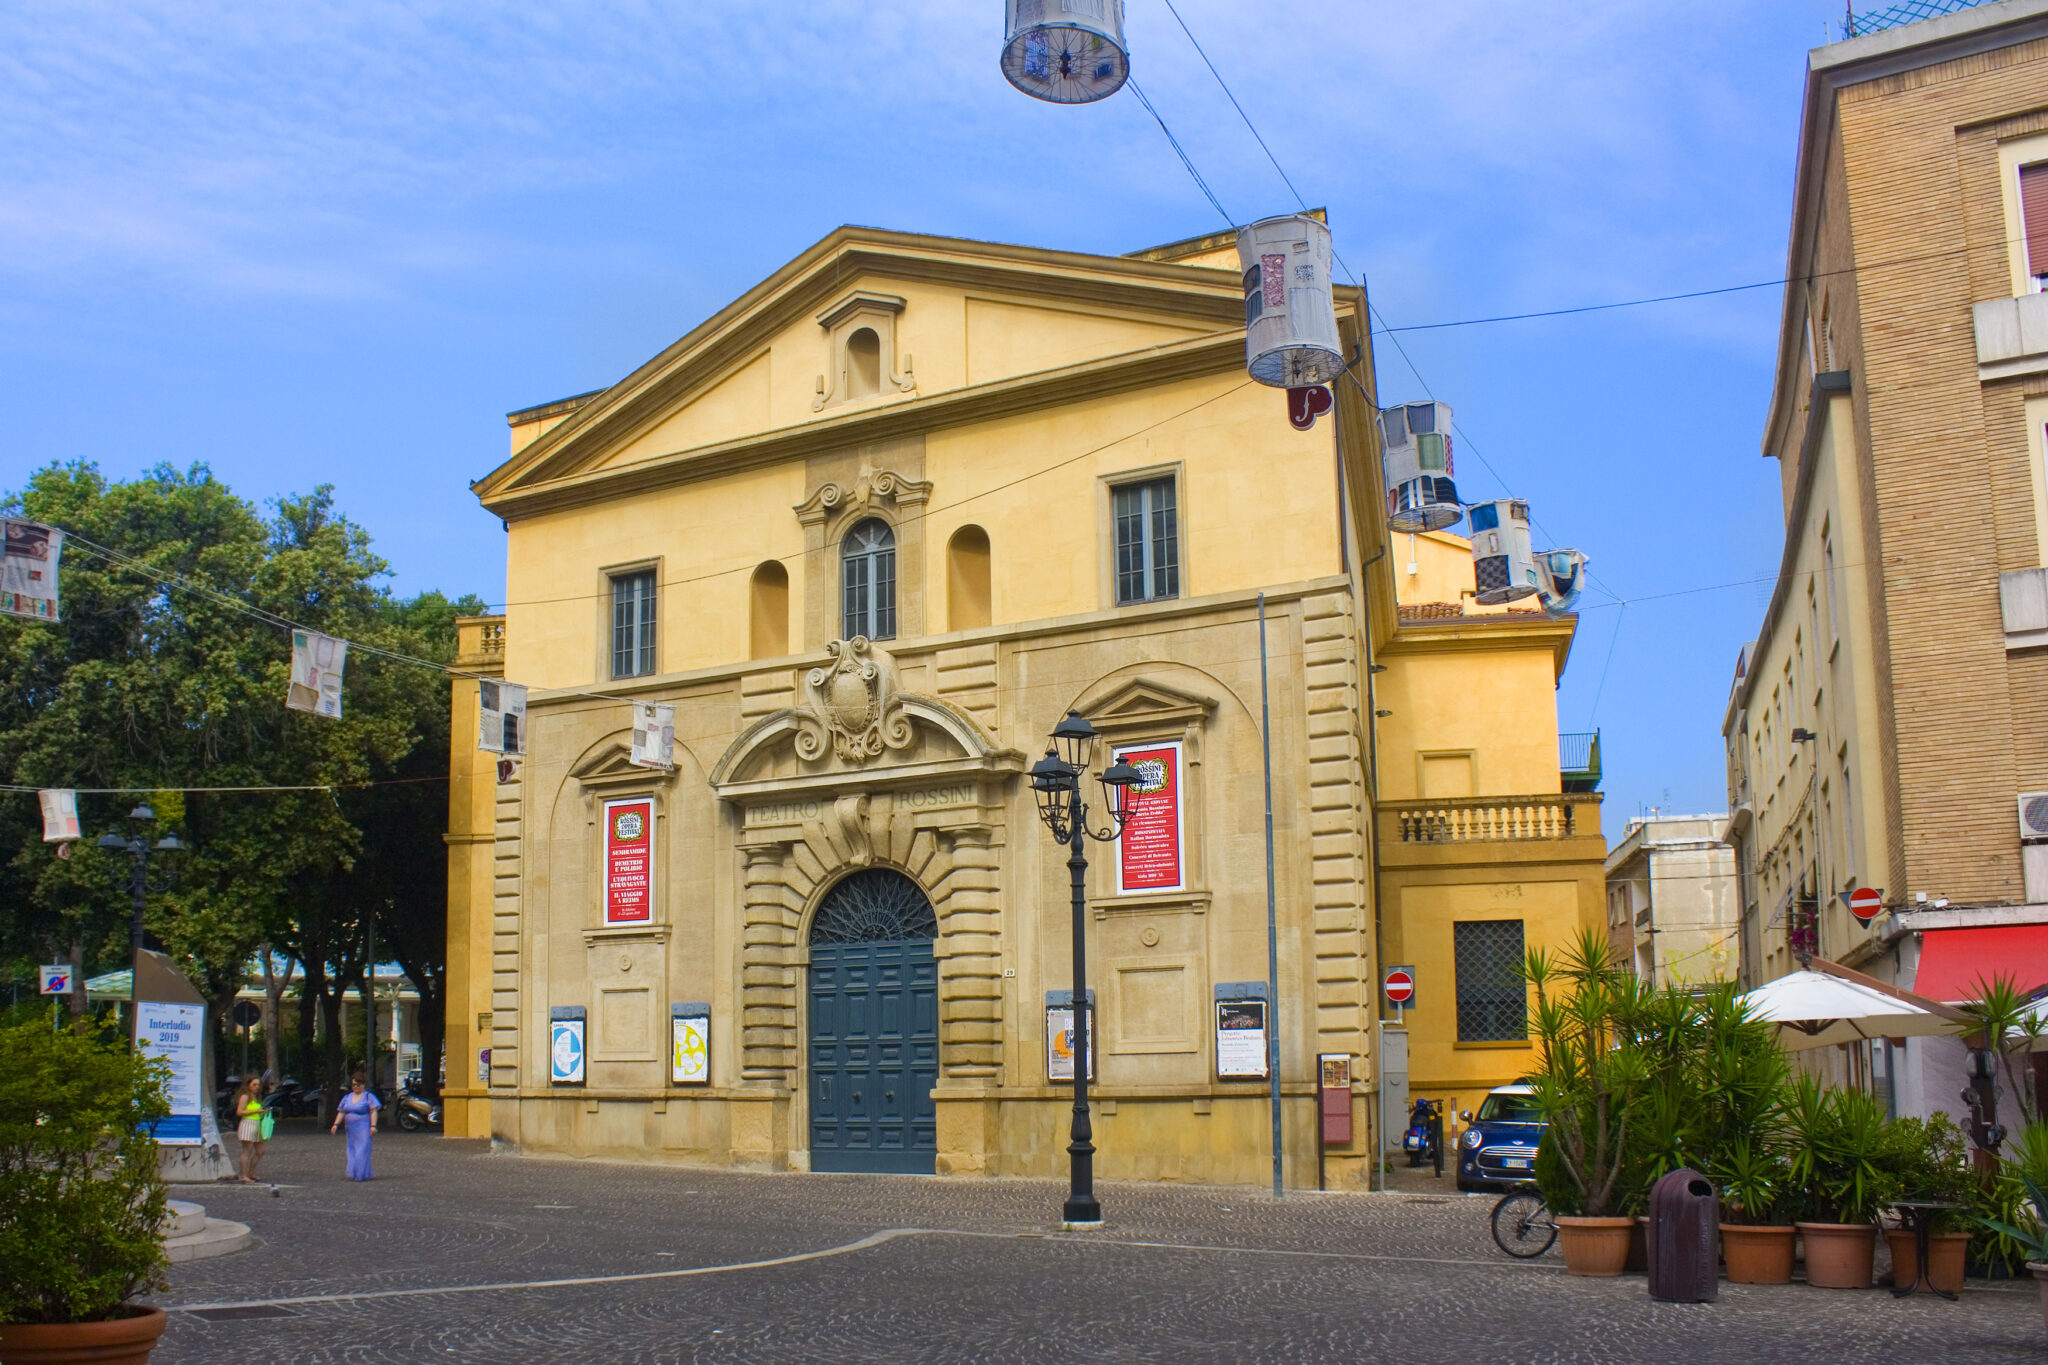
[
  {"x1": 1556, "y1": 1215, "x2": 1636, "y2": 1277},
  {"x1": 2029, "y1": 1263, "x2": 2048, "y2": 1340},
  {"x1": 0, "y1": 1305, "x2": 168, "y2": 1364},
  {"x1": 1721, "y1": 1223, "x2": 1796, "y2": 1284},
  {"x1": 1796, "y1": 1222, "x2": 1877, "y2": 1289},
  {"x1": 1884, "y1": 1228, "x2": 1968, "y2": 1295}
]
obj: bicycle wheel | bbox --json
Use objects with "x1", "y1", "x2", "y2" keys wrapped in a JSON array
[{"x1": 1491, "y1": 1190, "x2": 1556, "y2": 1258}]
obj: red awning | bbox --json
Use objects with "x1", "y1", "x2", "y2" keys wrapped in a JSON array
[{"x1": 1914, "y1": 925, "x2": 2048, "y2": 1003}]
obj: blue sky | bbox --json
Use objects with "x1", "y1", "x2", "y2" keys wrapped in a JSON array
[{"x1": 0, "y1": 1, "x2": 1860, "y2": 835}]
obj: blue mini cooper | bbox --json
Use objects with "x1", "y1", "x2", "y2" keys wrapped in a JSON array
[{"x1": 1456, "y1": 1084, "x2": 1546, "y2": 1192}]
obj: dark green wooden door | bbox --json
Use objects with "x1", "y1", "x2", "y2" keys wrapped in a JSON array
[{"x1": 806, "y1": 870, "x2": 939, "y2": 1174}]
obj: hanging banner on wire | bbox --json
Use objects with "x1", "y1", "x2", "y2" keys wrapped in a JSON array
[
  {"x1": 478, "y1": 680, "x2": 527, "y2": 755},
  {"x1": 38, "y1": 789, "x2": 79, "y2": 842},
  {"x1": 286, "y1": 630, "x2": 349, "y2": 719},
  {"x1": 631, "y1": 703, "x2": 674, "y2": 770},
  {"x1": 1, "y1": 519, "x2": 64, "y2": 622}
]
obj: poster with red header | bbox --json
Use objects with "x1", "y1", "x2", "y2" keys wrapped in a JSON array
[
  {"x1": 604, "y1": 798, "x2": 654, "y2": 924},
  {"x1": 1115, "y1": 741, "x2": 1184, "y2": 894}
]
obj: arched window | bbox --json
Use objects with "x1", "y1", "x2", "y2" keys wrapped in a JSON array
[
  {"x1": 749, "y1": 560, "x2": 789, "y2": 659},
  {"x1": 847, "y1": 327, "x2": 881, "y2": 399},
  {"x1": 946, "y1": 524, "x2": 990, "y2": 631},
  {"x1": 841, "y1": 518, "x2": 896, "y2": 641}
]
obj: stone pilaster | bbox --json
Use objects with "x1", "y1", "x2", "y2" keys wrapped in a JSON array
[
  {"x1": 1302, "y1": 591, "x2": 1369, "y2": 1060},
  {"x1": 934, "y1": 828, "x2": 1002, "y2": 1078},
  {"x1": 740, "y1": 844, "x2": 799, "y2": 1084},
  {"x1": 488, "y1": 768, "x2": 523, "y2": 1092}
]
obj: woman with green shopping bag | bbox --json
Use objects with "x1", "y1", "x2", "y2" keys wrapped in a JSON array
[{"x1": 234, "y1": 1075, "x2": 271, "y2": 1183}]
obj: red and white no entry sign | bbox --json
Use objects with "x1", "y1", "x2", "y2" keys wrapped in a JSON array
[
  {"x1": 1847, "y1": 887, "x2": 1884, "y2": 924},
  {"x1": 1383, "y1": 968, "x2": 1415, "y2": 1005}
]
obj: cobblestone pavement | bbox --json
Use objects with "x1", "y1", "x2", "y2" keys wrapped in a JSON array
[{"x1": 150, "y1": 1126, "x2": 2044, "y2": 1363}]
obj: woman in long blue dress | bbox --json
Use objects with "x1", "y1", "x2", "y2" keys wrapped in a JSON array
[{"x1": 330, "y1": 1072, "x2": 381, "y2": 1180}]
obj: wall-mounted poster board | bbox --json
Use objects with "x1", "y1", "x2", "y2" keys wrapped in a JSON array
[
  {"x1": 549, "y1": 1006, "x2": 586, "y2": 1085},
  {"x1": 671, "y1": 1002, "x2": 710, "y2": 1085},
  {"x1": 1113, "y1": 740, "x2": 1184, "y2": 894},
  {"x1": 1214, "y1": 981, "x2": 1270, "y2": 1081},
  {"x1": 603, "y1": 797, "x2": 654, "y2": 925},
  {"x1": 1045, "y1": 990, "x2": 1097, "y2": 1082}
]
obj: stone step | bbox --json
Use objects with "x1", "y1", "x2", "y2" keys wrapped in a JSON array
[{"x1": 162, "y1": 1200, "x2": 253, "y2": 1263}]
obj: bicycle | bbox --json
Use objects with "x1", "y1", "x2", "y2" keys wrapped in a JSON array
[{"x1": 1490, "y1": 1188, "x2": 1557, "y2": 1258}]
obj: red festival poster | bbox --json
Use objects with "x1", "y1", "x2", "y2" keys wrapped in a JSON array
[
  {"x1": 1115, "y1": 742, "x2": 1183, "y2": 894},
  {"x1": 604, "y1": 798, "x2": 653, "y2": 924}
]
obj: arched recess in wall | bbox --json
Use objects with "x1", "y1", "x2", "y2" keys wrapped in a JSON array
[
  {"x1": 946, "y1": 525, "x2": 991, "y2": 632},
  {"x1": 847, "y1": 327, "x2": 882, "y2": 398},
  {"x1": 750, "y1": 560, "x2": 789, "y2": 659}
]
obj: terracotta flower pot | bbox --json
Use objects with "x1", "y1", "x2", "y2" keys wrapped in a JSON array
[
  {"x1": 1721, "y1": 1223, "x2": 1796, "y2": 1284},
  {"x1": 0, "y1": 1305, "x2": 168, "y2": 1364},
  {"x1": 1796, "y1": 1222, "x2": 1877, "y2": 1289},
  {"x1": 1883, "y1": 1228, "x2": 1968, "y2": 1295},
  {"x1": 1555, "y1": 1215, "x2": 1636, "y2": 1277}
]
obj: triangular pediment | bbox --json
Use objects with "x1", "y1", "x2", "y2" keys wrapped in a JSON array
[
  {"x1": 569, "y1": 739, "x2": 676, "y2": 792},
  {"x1": 475, "y1": 225, "x2": 1257, "y2": 517},
  {"x1": 1080, "y1": 677, "x2": 1220, "y2": 733}
]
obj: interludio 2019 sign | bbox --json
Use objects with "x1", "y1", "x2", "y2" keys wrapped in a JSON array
[{"x1": 1114, "y1": 741, "x2": 1183, "y2": 894}]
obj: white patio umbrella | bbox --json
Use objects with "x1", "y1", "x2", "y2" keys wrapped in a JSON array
[{"x1": 1741, "y1": 968, "x2": 1962, "y2": 1050}]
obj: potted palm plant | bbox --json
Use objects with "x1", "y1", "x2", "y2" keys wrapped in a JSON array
[
  {"x1": 1716, "y1": 1134, "x2": 1797, "y2": 1282},
  {"x1": 0, "y1": 1018, "x2": 173, "y2": 1363},
  {"x1": 1882, "y1": 1113, "x2": 1972, "y2": 1295},
  {"x1": 1980, "y1": 1170, "x2": 2048, "y2": 1339},
  {"x1": 1524, "y1": 930, "x2": 1646, "y2": 1276},
  {"x1": 1785, "y1": 1076, "x2": 1899, "y2": 1289}
]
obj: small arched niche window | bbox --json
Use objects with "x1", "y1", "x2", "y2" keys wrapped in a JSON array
[
  {"x1": 946, "y1": 524, "x2": 990, "y2": 631},
  {"x1": 846, "y1": 327, "x2": 882, "y2": 399},
  {"x1": 749, "y1": 560, "x2": 789, "y2": 659},
  {"x1": 841, "y1": 518, "x2": 896, "y2": 641}
]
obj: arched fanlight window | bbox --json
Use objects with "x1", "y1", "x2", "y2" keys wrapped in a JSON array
[{"x1": 841, "y1": 518, "x2": 896, "y2": 641}]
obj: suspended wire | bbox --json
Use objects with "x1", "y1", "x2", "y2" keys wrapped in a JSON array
[
  {"x1": 0, "y1": 775, "x2": 449, "y2": 796},
  {"x1": 1584, "y1": 602, "x2": 1626, "y2": 731},
  {"x1": 1125, "y1": 77, "x2": 1234, "y2": 228},
  {"x1": 1159, "y1": 0, "x2": 1309, "y2": 214}
]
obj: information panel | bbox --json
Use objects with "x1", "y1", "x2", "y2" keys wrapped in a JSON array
[
  {"x1": 135, "y1": 1001, "x2": 206, "y2": 1144},
  {"x1": 1215, "y1": 999, "x2": 1270, "y2": 1080},
  {"x1": 603, "y1": 798, "x2": 654, "y2": 925},
  {"x1": 549, "y1": 1009, "x2": 586, "y2": 1086},
  {"x1": 1045, "y1": 1001, "x2": 1097, "y2": 1082},
  {"x1": 1114, "y1": 740, "x2": 1184, "y2": 894},
  {"x1": 671, "y1": 1002, "x2": 710, "y2": 1085}
]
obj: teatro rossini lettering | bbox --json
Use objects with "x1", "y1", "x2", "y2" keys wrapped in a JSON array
[{"x1": 745, "y1": 784, "x2": 976, "y2": 828}]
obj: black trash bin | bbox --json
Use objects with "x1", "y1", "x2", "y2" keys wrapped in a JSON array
[{"x1": 1646, "y1": 1167, "x2": 1719, "y2": 1303}]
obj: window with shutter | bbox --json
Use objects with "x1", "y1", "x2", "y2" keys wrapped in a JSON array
[{"x1": 2024, "y1": 162, "x2": 2048, "y2": 291}]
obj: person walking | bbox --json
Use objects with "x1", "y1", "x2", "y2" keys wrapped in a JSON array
[
  {"x1": 233, "y1": 1076, "x2": 268, "y2": 1184},
  {"x1": 330, "y1": 1071, "x2": 381, "y2": 1181}
]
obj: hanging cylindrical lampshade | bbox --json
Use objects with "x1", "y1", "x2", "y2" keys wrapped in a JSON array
[
  {"x1": 1381, "y1": 400, "x2": 1462, "y2": 533},
  {"x1": 1469, "y1": 499, "x2": 1540, "y2": 604},
  {"x1": 1535, "y1": 548, "x2": 1589, "y2": 618},
  {"x1": 1001, "y1": 0, "x2": 1129, "y2": 104},
  {"x1": 1236, "y1": 214, "x2": 1346, "y2": 388}
]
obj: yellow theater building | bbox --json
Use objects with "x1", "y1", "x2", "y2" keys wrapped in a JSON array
[{"x1": 438, "y1": 222, "x2": 1606, "y2": 1186}]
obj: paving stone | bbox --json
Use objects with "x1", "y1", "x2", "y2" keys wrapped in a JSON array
[{"x1": 148, "y1": 1127, "x2": 2045, "y2": 1363}]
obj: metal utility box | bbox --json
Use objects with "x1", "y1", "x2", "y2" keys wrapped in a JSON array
[
  {"x1": 1646, "y1": 1168, "x2": 1720, "y2": 1303},
  {"x1": 1378, "y1": 1025, "x2": 1408, "y2": 1154}
]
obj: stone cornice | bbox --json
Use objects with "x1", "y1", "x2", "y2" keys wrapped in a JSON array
[{"x1": 1382, "y1": 612, "x2": 1578, "y2": 680}]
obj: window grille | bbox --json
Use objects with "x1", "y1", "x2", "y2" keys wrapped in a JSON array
[
  {"x1": 611, "y1": 570, "x2": 656, "y2": 678},
  {"x1": 1113, "y1": 476, "x2": 1179, "y2": 605},
  {"x1": 841, "y1": 518, "x2": 896, "y2": 640},
  {"x1": 1454, "y1": 920, "x2": 1526, "y2": 1043}
]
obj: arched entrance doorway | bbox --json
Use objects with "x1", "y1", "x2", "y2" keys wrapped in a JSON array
[{"x1": 806, "y1": 869, "x2": 939, "y2": 1173}]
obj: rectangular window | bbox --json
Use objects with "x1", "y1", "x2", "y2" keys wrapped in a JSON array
[
  {"x1": 2024, "y1": 162, "x2": 2048, "y2": 291},
  {"x1": 1454, "y1": 920, "x2": 1526, "y2": 1043},
  {"x1": 611, "y1": 570, "x2": 657, "y2": 678},
  {"x1": 1114, "y1": 476, "x2": 1180, "y2": 605}
]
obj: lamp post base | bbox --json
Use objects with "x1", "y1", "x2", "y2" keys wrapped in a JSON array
[
  {"x1": 1061, "y1": 1192, "x2": 1103, "y2": 1230},
  {"x1": 1060, "y1": 1219, "x2": 1105, "y2": 1231}
]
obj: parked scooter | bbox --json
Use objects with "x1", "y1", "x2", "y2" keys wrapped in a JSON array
[
  {"x1": 1403, "y1": 1097, "x2": 1444, "y2": 1175},
  {"x1": 394, "y1": 1076, "x2": 442, "y2": 1132}
]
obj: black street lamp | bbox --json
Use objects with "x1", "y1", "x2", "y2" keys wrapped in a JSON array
[
  {"x1": 1031, "y1": 709, "x2": 1143, "y2": 1227},
  {"x1": 96, "y1": 803, "x2": 182, "y2": 959}
]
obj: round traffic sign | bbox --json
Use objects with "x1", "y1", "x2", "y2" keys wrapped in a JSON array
[
  {"x1": 232, "y1": 1000, "x2": 262, "y2": 1028},
  {"x1": 1384, "y1": 968, "x2": 1415, "y2": 1004},
  {"x1": 1847, "y1": 886, "x2": 1884, "y2": 924}
]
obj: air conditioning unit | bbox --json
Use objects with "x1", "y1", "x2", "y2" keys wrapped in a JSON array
[{"x1": 2019, "y1": 792, "x2": 2048, "y2": 843}]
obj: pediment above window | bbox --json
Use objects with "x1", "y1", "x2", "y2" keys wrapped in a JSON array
[
  {"x1": 1077, "y1": 676, "x2": 1219, "y2": 736},
  {"x1": 569, "y1": 736, "x2": 679, "y2": 795}
]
